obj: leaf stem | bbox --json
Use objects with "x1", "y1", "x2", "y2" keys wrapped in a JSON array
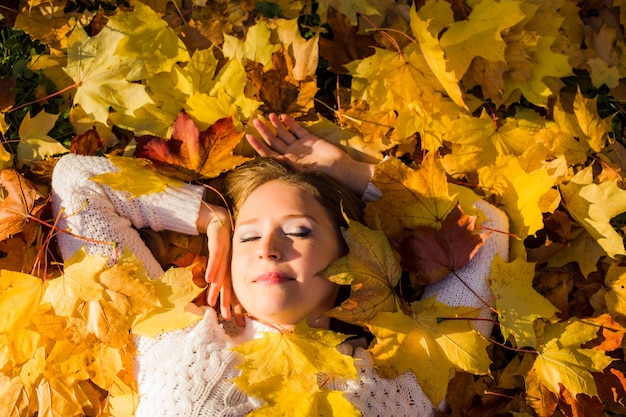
[
  {"x1": 7, "y1": 83, "x2": 78, "y2": 114},
  {"x1": 354, "y1": 7, "x2": 404, "y2": 59}
]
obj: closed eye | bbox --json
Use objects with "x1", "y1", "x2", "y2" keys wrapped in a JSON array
[
  {"x1": 239, "y1": 236, "x2": 260, "y2": 243},
  {"x1": 286, "y1": 228, "x2": 311, "y2": 238}
]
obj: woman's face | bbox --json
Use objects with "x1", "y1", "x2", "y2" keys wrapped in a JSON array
[{"x1": 230, "y1": 180, "x2": 343, "y2": 329}]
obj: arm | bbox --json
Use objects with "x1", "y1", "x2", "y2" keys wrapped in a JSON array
[
  {"x1": 51, "y1": 154, "x2": 205, "y2": 280},
  {"x1": 51, "y1": 154, "x2": 232, "y2": 296}
]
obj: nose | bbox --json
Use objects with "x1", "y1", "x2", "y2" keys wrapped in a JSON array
[{"x1": 258, "y1": 232, "x2": 282, "y2": 260}]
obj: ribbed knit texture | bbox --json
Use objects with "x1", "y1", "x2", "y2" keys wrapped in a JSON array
[{"x1": 51, "y1": 154, "x2": 509, "y2": 416}]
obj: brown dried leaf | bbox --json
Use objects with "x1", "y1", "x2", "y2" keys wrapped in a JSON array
[
  {"x1": 397, "y1": 204, "x2": 487, "y2": 286},
  {"x1": 0, "y1": 169, "x2": 47, "y2": 241},
  {"x1": 69, "y1": 128, "x2": 103, "y2": 156},
  {"x1": 319, "y1": 8, "x2": 376, "y2": 74}
]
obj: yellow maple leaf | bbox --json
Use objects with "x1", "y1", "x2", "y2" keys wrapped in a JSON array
[
  {"x1": 106, "y1": 2, "x2": 190, "y2": 80},
  {"x1": 245, "y1": 374, "x2": 360, "y2": 417},
  {"x1": 547, "y1": 228, "x2": 606, "y2": 278},
  {"x1": 0, "y1": 144, "x2": 13, "y2": 170},
  {"x1": 185, "y1": 48, "x2": 219, "y2": 95},
  {"x1": 232, "y1": 321, "x2": 358, "y2": 415},
  {"x1": 478, "y1": 155, "x2": 560, "y2": 258},
  {"x1": 47, "y1": 338, "x2": 124, "y2": 391},
  {"x1": 111, "y1": 65, "x2": 194, "y2": 138},
  {"x1": 13, "y1": 1, "x2": 72, "y2": 52},
  {"x1": 439, "y1": 0, "x2": 525, "y2": 79},
  {"x1": 553, "y1": 89, "x2": 612, "y2": 157},
  {"x1": 19, "y1": 345, "x2": 45, "y2": 387},
  {"x1": 102, "y1": 374, "x2": 139, "y2": 417},
  {"x1": 276, "y1": 19, "x2": 319, "y2": 81},
  {"x1": 529, "y1": 318, "x2": 613, "y2": 398},
  {"x1": 502, "y1": 2, "x2": 575, "y2": 107},
  {"x1": 131, "y1": 266, "x2": 205, "y2": 338},
  {"x1": 320, "y1": 219, "x2": 402, "y2": 324},
  {"x1": 367, "y1": 298, "x2": 491, "y2": 405},
  {"x1": 43, "y1": 249, "x2": 108, "y2": 317},
  {"x1": 64, "y1": 24, "x2": 153, "y2": 125},
  {"x1": 223, "y1": 22, "x2": 279, "y2": 69},
  {"x1": 560, "y1": 165, "x2": 626, "y2": 258},
  {"x1": 346, "y1": 43, "x2": 450, "y2": 115},
  {"x1": 98, "y1": 260, "x2": 160, "y2": 315},
  {"x1": 441, "y1": 111, "x2": 551, "y2": 175},
  {"x1": 410, "y1": 1, "x2": 466, "y2": 110},
  {"x1": 0, "y1": 327, "x2": 41, "y2": 371},
  {"x1": 90, "y1": 155, "x2": 183, "y2": 198},
  {"x1": 36, "y1": 376, "x2": 84, "y2": 417},
  {"x1": 365, "y1": 154, "x2": 457, "y2": 236},
  {"x1": 82, "y1": 298, "x2": 134, "y2": 348},
  {"x1": 180, "y1": 47, "x2": 261, "y2": 130},
  {"x1": 0, "y1": 269, "x2": 45, "y2": 334},
  {"x1": 16, "y1": 111, "x2": 68, "y2": 167},
  {"x1": 232, "y1": 321, "x2": 356, "y2": 385},
  {"x1": 488, "y1": 256, "x2": 560, "y2": 349}
]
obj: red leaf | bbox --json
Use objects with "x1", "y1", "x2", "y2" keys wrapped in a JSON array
[
  {"x1": 134, "y1": 112, "x2": 249, "y2": 181},
  {"x1": 70, "y1": 128, "x2": 102, "y2": 156},
  {"x1": 396, "y1": 204, "x2": 488, "y2": 286}
]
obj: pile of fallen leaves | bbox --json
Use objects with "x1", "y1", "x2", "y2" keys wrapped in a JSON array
[{"x1": 1, "y1": 0, "x2": 626, "y2": 416}]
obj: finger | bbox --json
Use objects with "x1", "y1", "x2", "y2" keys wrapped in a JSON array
[
  {"x1": 280, "y1": 114, "x2": 310, "y2": 139},
  {"x1": 204, "y1": 228, "x2": 227, "y2": 284},
  {"x1": 220, "y1": 285, "x2": 232, "y2": 321},
  {"x1": 269, "y1": 113, "x2": 297, "y2": 144},
  {"x1": 246, "y1": 134, "x2": 276, "y2": 157},
  {"x1": 229, "y1": 291, "x2": 245, "y2": 327},
  {"x1": 252, "y1": 118, "x2": 289, "y2": 153},
  {"x1": 206, "y1": 267, "x2": 227, "y2": 306},
  {"x1": 206, "y1": 249, "x2": 228, "y2": 306},
  {"x1": 204, "y1": 221, "x2": 231, "y2": 306}
]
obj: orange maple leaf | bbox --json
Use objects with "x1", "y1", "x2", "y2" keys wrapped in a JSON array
[{"x1": 134, "y1": 112, "x2": 250, "y2": 181}]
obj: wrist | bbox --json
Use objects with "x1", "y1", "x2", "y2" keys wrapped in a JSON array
[
  {"x1": 334, "y1": 158, "x2": 375, "y2": 197},
  {"x1": 196, "y1": 202, "x2": 229, "y2": 234}
]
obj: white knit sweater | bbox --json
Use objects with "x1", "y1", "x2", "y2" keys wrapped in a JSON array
[{"x1": 51, "y1": 154, "x2": 509, "y2": 417}]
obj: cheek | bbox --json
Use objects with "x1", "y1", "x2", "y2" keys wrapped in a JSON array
[{"x1": 230, "y1": 246, "x2": 247, "y2": 287}]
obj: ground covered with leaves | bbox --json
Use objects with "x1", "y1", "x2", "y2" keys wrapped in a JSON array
[{"x1": 1, "y1": 0, "x2": 626, "y2": 416}]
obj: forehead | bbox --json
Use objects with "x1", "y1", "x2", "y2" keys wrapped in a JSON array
[{"x1": 236, "y1": 180, "x2": 330, "y2": 222}]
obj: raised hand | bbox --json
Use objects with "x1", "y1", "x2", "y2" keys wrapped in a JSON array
[{"x1": 246, "y1": 113, "x2": 375, "y2": 197}]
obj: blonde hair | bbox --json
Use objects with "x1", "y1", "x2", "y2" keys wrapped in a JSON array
[{"x1": 225, "y1": 157, "x2": 364, "y2": 229}]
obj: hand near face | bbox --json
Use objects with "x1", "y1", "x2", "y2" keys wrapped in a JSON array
[
  {"x1": 197, "y1": 201, "x2": 245, "y2": 326},
  {"x1": 246, "y1": 113, "x2": 375, "y2": 197}
]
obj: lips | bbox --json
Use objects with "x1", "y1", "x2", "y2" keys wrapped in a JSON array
[{"x1": 253, "y1": 272, "x2": 294, "y2": 284}]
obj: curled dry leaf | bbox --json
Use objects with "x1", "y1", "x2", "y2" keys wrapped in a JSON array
[{"x1": 0, "y1": 169, "x2": 47, "y2": 241}]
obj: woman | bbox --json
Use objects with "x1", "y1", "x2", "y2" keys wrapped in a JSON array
[{"x1": 51, "y1": 114, "x2": 508, "y2": 416}]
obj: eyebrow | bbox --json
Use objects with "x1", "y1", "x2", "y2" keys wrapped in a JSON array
[{"x1": 235, "y1": 214, "x2": 320, "y2": 228}]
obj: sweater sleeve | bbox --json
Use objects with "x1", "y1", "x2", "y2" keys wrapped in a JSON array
[
  {"x1": 327, "y1": 347, "x2": 435, "y2": 417},
  {"x1": 51, "y1": 154, "x2": 206, "y2": 279}
]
